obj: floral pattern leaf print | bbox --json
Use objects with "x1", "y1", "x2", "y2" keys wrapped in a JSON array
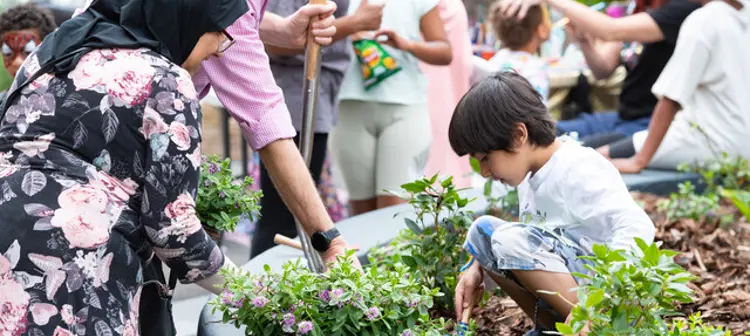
[{"x1": 0, "y1": 48, "x2": 222, "y2": 334}]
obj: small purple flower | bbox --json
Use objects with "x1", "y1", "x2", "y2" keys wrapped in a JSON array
[
  {"x1": 407, "y1": 300, "x2": 418, "y2": 308},
  {"x1": 204, "y1": 180, "x2": 210, "y2": 187},
  {"x1": 297, "y1": 321, "x2": 313, "y2": 334},
  {"x1": 220, "y1": 290, "x2": 234, "y2": 305},
  {"x1": 318, "y1": 290, "x2": 330, "y2": 302},
  {"x1": 252, "y1": 296, "x2": 268, "y2": 308},
  {"x1": 219, "y1": 191, "x2": 226, "y2": 198},
  {"x1": 366, "y1": 307, "x2": 380, "y2": 321},
  {"x1": 283, "y1": 313, "x2": 295, "y2": 326},
  {"x1": 220, "y1": 290, "x2": 243, "y2": 308},
  {"x1": 331, "y1": 288, "x2": 344, "y2": 299},
  {"x1": 208, "y1": 164, "x2": 219, "y2": 174},
  {"x1": 400, "y1": 330, "x2": 415, "y2": 336}
]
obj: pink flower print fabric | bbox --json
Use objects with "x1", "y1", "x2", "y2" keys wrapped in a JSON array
[{"x1": 0, "y1": 48, "x2": 223, "y2": 333}]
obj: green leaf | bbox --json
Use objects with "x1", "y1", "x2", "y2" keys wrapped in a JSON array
[
  {"x1": 470, "y1": 157, "x2": 481, "y2": 174},
  {"x1": 556, "y1": 323, "x2": 574, "y2": 335},
  {"x1": 428, "y1": 173, "x2": 439, "y2": 185},
  {"x1": 401, "y1": 182, "x2": 426, "y2": 193},
  {"x1": 401, "y1": 255, "x2": 417, "y2": 268},
  {"x1": 483, "y1": 179, "x2": 493, "y2": 197},
  {"x1": 404, "y1": 218, "x2": 422, "y2": 234},
  {"x1": 585, "y1": 289, "x2": 605, "y2": 307},
  {"x1": 440, "y1": 176, "x2": 454, "y2": 188}
]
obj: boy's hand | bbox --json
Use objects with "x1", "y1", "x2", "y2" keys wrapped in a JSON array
[
  {"x1": 455, "y1": 262, "x2": 484, "y2": 318},
  {"x1": 565, "y1": 312, "x2": 591, "y2": 335}
]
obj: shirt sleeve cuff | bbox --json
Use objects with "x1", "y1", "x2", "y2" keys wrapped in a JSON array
[{"x1": 239, "y1": 100, "x2": 297, "y2": 151}]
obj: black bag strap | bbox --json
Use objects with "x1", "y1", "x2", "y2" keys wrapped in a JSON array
[{"x1": 139, "y1": 244, "x2": 178, "y2": 296}]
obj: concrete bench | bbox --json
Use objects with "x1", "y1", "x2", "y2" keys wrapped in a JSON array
[{"x1": 196, "y1": 169, "x2": 698, "y2": 335}]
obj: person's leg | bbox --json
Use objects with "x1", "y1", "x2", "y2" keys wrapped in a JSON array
[
  {"x1": 375, "y1": 103, "x2": 431, "y2": 210},
  {"x1": 485, "y1": 271, "x2": 561, "y2": 328},
  {"x1": 581, "y1": 132, "x2": 628, "y2": 148},
  {"x1": 464, "y1": 216, "x2": 591, "y2": 328},
  {"x1": 601, "y1": 135, "x2": 636, "y2": 159},
  {"x1": 330, "y1": 100, "x2": 378, "y2": 215},
  {"x1": 612, "y1": 115, "x2": 651, "y2": 137},
  {"x1": 556, "y1": 111, "x2": 620, "y2": 139}
]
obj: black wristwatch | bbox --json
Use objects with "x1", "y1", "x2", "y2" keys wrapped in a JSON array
[{"x1": 311, "y1": 228, "x2": 341, "y2": 252}]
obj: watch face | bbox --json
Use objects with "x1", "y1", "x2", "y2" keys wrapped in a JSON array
[{"x1": 311, "y1": 232, "x2": 327, "y2": 251}]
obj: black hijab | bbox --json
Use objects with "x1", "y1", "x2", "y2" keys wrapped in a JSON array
[{"x1": 34, "y1": 0, "x2": 249, "y2": 74}]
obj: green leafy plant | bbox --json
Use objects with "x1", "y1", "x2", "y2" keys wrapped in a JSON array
[
  {"x1": 658, "y1": 124, "x2": 749, "y2": 223},
  {"x1": 377, "y1": 174, "x2": 475, "y2": 316},
  {"x1": 211, "y1": 251, "x2": 449, "y2": 336},
  {"x1": 196, "y1": 155, "x2": 262, "y2": 233},
  {"x1": 677, "y1": 153, "x2": 750, "y2": 195},
  {"x1": 658, "y1": 181, "x2": 721, "y2": 222},
  {"x1": 667, "y1": 313, "x2": 730, "y2": 336},
  {"x1": 720, "y1": 189, "x2": 750, "y2": 219},
  {"x1": 554, "y1": 238, "x2": 709, "y2": 335}
]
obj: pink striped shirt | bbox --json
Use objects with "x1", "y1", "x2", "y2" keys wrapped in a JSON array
[{"x1": 192, "y1": 0, "x2": 296, "y2": 151}]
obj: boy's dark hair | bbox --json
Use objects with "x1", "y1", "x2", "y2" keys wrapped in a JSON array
[
  {"x1": 488, "y1": 2, "x2": 544, "y2": 50},
  {"x1": 448, "y1": 71, "x2": 556, "y2": 156},
  {"x1": 0, "y1": 3, "x2": 57, "y2": 39}
]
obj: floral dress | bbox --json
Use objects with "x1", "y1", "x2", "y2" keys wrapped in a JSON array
[{"x1": 0, "y1": 48, "x2": 223, "y2": 335}]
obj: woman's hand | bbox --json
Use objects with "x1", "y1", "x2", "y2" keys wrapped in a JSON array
[
  {"x1": 455, "y1": 262, "x2": 484, "y2": 319},
  {"x1": 499, "y1": 0, "x2": 543, "y2": 19},
  {"x1": 374, "y1": 29, "x2": 414, "y2": 52}
]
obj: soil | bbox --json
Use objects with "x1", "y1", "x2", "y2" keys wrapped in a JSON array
[{"x1": 468, "y1": 192, "x2": 750, "y2": 335}]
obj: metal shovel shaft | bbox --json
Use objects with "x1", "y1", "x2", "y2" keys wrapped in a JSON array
[{"x1": 295, "y1": 0, "x2": 327, "y2": 274}]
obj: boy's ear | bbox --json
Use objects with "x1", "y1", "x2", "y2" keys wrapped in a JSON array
[
  {"x1": 537, "y1": 22, "x2": 551, "y2": 41},
  {"x1": 512, "y1": 122, "x2": 529, "y2": 149}
]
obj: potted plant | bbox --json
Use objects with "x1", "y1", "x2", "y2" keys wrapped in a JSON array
[
  {"x1": 196, "y1": 155, "x2": 262, "y2": 242},
  {"x1": 211, "y1": 251, "x2": 451, "y2": 335}
]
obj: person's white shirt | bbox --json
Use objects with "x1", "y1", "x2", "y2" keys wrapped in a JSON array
[
  {"x1": 633, "y1": 0, "x2": 750, "y2": 168},
  {"x1": 517, "y1": 138, "x2": 655, "y2": 252}
]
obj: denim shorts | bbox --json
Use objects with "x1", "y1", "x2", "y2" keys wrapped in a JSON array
[{"x1": 463, "y1": 216, "x2": 594, "y2": 285}]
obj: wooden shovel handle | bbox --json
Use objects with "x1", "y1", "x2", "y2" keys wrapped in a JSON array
[
  {"x1": 305, "y1": 0, "x2": 327, "y2": 80},
  {"x1": 274, "y1": 234, "x2": 303, "y2": 250}
]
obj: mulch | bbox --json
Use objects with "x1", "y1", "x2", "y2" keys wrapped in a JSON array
[{"x1": 469, "y1": 192, "x2": 750, "y2": 335}]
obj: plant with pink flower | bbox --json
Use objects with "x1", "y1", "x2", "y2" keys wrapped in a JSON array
[{"x1": 211, "y1": 252, "x2": 448, "y2": 335}]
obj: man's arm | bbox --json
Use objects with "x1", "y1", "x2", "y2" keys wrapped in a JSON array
[
  {"x1": 196, "y1": 5, "x2": 354, "y2": 263},
  {"x1": 629, "y1": 98, "x2": 680, "y2": 168}
]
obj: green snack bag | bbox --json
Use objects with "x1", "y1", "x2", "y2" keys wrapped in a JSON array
[{"x1": 352, "y1": 38, "x2": 402, "y2": 90}]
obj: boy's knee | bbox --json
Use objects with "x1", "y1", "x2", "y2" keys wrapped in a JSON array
[
  {"x1": 469, "y1": 215, "x2": 508, "y2": 236},
  {"x1": 491, "y1": 224, "x2": 531, "y2": 254}
]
